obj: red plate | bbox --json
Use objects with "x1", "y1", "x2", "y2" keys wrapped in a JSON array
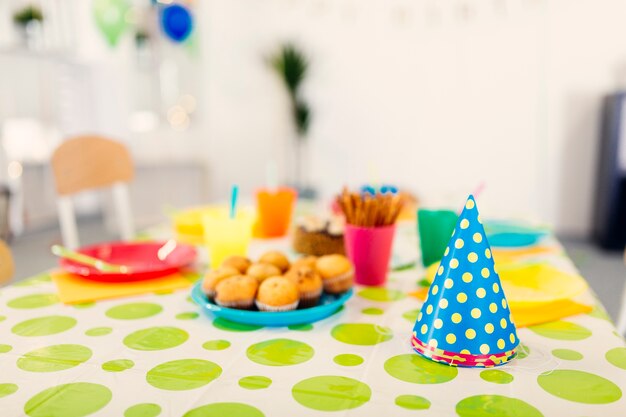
[{"x1": 59, "y1": 241, "x2": 197, "y2": 282}]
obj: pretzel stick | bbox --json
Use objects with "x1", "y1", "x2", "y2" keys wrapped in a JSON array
[
  {"x1": 371, "y1": 197, "x2": 379, "y2": 227},
  {"x1": 359, "y1": 196, "x2": 366, "y2": 226},
  {"x1": 349, "y1": 193, "x2": 355, "y2": 226},
  {"x1": 363, "y1": 196, "x2": 373, "y2": 227},
  {"x1": 342, "y1": 193, "x2": 353, "y2": 224},
  {"x1": 380, "y1": 195, "x2": 390, "y2": 226},
  {"x1": 338, "y1": 187, "x2": 403, "y2": 227},
  {"x1": 389, "y1": 195, "x2": 403, "y2": 224},
  {"x1": 353, "y1": 193, "x2": 361, "y2": 226}
]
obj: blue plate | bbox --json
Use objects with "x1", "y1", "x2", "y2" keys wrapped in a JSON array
[
  {"x1": 484, "y1": 220, "x2": 549, "y2": 248},
  {"x1": 190, "y1": 281, "x2": 353, "y2": 327},
  {"x1": 487, "y1": 232, "x2": 543, "y2": 248}
]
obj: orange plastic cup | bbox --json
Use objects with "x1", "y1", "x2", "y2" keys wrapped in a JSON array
[{"x1": 255, "y1": 187, "x2": 297, "y2": 238}]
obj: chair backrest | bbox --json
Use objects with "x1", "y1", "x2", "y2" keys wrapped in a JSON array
[
  {"x1": 51, "y1": 135, "x2": 134, "y2": 196},
  {"x1": 51, "y1": 136, "x2": 135, "y2": 248},
  {"x1": 0, "y1": 240, "x2": 14, "y2": 285}
]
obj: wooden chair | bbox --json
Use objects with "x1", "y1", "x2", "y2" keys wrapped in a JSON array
[
  {"x1": 51, "y1": 135, "x2": 135, "y2": 249},
  {"x1": 0, "y1": 240, "x2": 14, "y2": 285}
]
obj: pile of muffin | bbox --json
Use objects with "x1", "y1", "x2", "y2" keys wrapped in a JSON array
[{"x1": 202, "y1": 251, "x2": 354, "y2": 312}]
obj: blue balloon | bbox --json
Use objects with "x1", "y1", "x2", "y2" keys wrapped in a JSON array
[{"x1": 160, "y1": 4, "x2": 193, "y2": 43}]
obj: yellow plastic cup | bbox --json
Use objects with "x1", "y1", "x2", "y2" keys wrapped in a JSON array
[
  {"x1": 203, "y1": 208, "x2": 255, "y2": 270},
  {"x1": 173, "y1": 205, "x2": 221, "y2": 245}
]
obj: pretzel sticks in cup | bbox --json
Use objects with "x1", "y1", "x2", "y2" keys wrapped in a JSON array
[{"x1": 336, "y1": 188, "x2": 404, "y2": 227}]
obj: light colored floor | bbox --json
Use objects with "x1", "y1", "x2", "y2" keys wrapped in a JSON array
[
  {"x1": 558, "y1": 237, "x2": 625, "y2": 321},
  {"x1": 8, "y1": 218, "x2": 118, "y2": 285},
  {"x1": 6, "y1": 219, "x2": 626, "y2": 322}
]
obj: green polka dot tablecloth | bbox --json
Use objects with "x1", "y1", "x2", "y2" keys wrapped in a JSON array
[{"x1": 0, "y1": 224, "x2": 625, "y2": 416}]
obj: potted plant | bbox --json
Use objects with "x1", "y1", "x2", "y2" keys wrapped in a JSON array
[
  {"x1": 13, "y1": 5, "x2": 44, "y2": 47},
  {"x1": 134, "y1": 29, "x2": 150, "y2": 48},
  {"x1": 269, "y1": 43, "x2": 315, "y2": 198}
]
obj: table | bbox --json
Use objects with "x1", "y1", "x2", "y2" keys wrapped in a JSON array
[{"x1": 1, "y1": 223, "x2": 625, "y2": 417}]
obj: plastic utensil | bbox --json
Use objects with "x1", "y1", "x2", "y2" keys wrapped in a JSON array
[
  {"x1": 157, "y1": 239, "x2": 177, "y2": 261},
  {"x1": 52, "y1": 245, "x2": 130, "y2": 273},
  {"x1": 191, "y1": 281, "x2": 353, "y2": 326}
]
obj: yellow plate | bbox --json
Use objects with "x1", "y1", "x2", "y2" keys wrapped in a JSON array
[
  {"x1": 423, "y1": 263, "x2": 439, "y2": 284},
  {"x1": 422, "y1": 262, "x2": 587, "y2": 307},
  {"x1": 499, "y1": 264, "x2": 587, "y2": 306},
  {"x1": 172, "y1": 206, "x2": 220, "y2": 238}
]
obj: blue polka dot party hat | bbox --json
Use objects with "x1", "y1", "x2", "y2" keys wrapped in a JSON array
[{"x1": 411, "y1": 195, "x2": 519, "y2": 367}]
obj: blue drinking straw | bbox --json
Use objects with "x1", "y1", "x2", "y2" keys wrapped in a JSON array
[
  {"x1": 360, "y1": 185, "x2": 377, "y2": 196},
  {"x1": 380, "y1": 184, "x2": 398, "y2": 195},
  {"x1": 229, "y1": 185, "x2": 239, "y2": 219}
]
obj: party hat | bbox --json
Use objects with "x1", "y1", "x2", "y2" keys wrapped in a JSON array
[{"x1": 412, "y1": 195, "x2": 519, "y2": 367}]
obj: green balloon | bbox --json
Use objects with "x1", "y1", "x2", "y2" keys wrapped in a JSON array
[{"x1": 93, "y1": 0, "x2": 129, "y2": 47}]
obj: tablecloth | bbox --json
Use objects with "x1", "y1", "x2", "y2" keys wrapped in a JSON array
[{"x1": 0, "y1": 224, "x2": 625, "y2": 417}]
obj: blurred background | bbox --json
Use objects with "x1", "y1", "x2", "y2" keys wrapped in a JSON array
[{"x1": 0, "y1": 1, "x2": 625, "y2": 316}]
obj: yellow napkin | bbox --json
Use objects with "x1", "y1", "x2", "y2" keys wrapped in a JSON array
[
  {"x1": 51, "y1": 270, "x2": 195, "y2": 304},
  {"x1": 511, "y1": 300, "x2": 592, "y2": 327},
  {"x1": 500, "y1": 264, "x2": 587, "y2": 307}
]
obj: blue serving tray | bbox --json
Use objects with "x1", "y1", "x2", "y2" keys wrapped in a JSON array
[{"x1": 190, "y1": 281, "x2": 353, "y2": 327}]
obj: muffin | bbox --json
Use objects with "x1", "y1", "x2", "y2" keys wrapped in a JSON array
[
  {"x1": 315, "y1": 254, "x2": 354, "y2": 294},
  {"x1": 214, "y1": 275, "x2": 258, "y2": 310},
  {"x1": 202, "y1": 266, "x2": 240, "y2": 300},
  {"x1": 246, "y1": 263, "x2": 282, "y2": 283},
  {"x1": 286, "y1": 266, "x2": 323, "y2": 308},
  {"x1": 256, "y1": 276, "x2": 299, "y2": 312},
  {"x1": 259, "y1": 251, "x2": 291, "y2": 273},
  {"x1": 221, "y1": 256, "x2": 252, "y2": 273},
  {"x1": 289, "y1": 256, "x2": 318, "y2": 272}
]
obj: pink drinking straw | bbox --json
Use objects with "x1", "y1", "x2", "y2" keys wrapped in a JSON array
[{"x1": 458, "y1": 182, "x2": 486, "y2": 214}]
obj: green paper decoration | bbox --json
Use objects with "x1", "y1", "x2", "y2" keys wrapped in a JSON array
[{"x1": 93, "y1": 0, "x2": 130, "y2": 47}]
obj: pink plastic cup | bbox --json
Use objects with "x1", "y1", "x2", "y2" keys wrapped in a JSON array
[{"x1": 344, "y1": 224, "x2": 396, "y2": 286}]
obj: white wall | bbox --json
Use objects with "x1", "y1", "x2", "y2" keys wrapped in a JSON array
[
  {"x1": 5, "y1": 0, "x2": 626, "y2": 235},
  {"x1": 198, "y1": 0, "x2": 626, "y2": 235}
]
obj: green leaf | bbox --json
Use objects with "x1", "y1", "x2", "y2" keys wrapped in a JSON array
[
  {"x1": 13, "y1": 6, "x2": 43, "y2": 25},
  {"x1": 270, "y1": 43, "x2": 308, "y2": 94}
]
